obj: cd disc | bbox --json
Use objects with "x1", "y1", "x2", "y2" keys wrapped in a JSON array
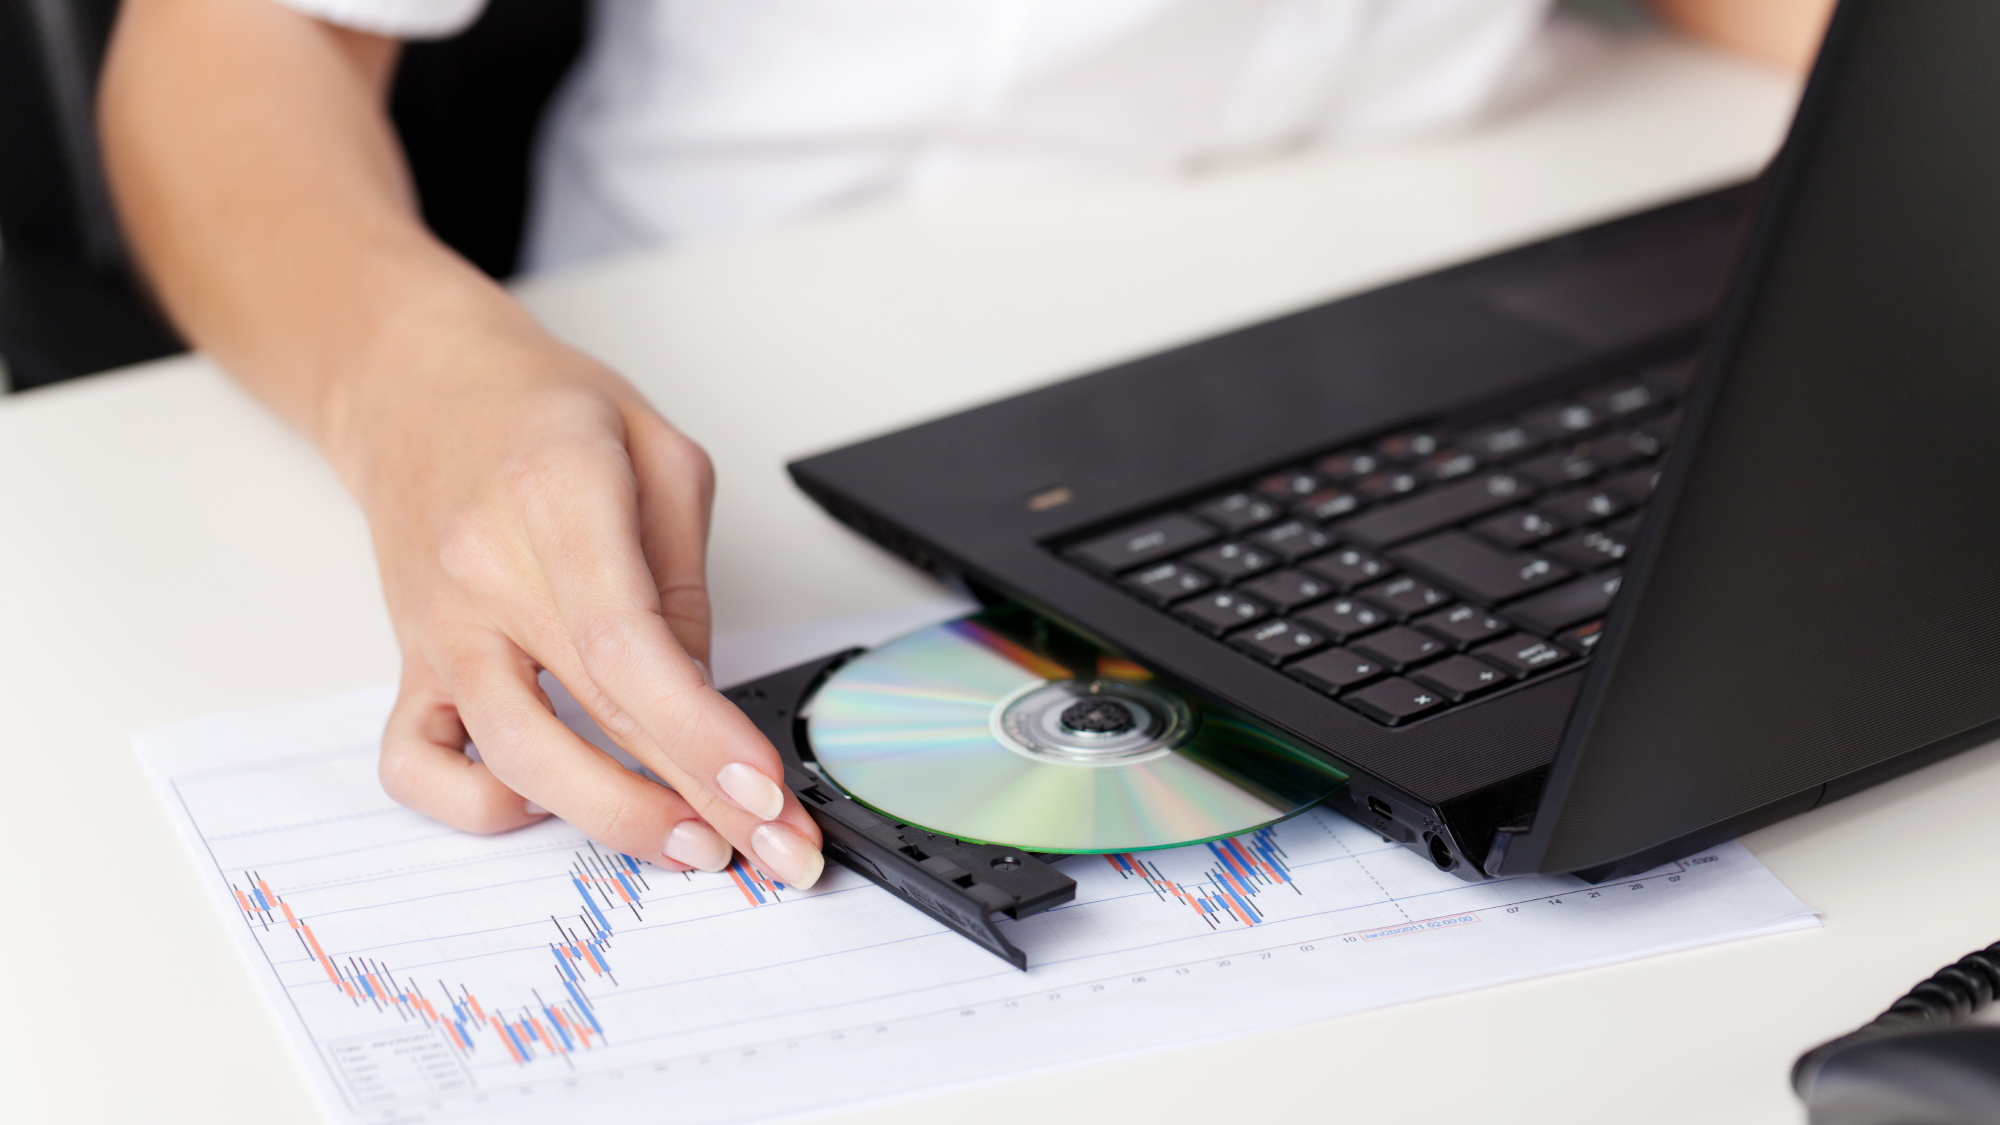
[{"x1": 805, "y1": 608, "x2": 1346, "y2": 852}]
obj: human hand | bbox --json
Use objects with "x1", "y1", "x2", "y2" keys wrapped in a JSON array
[
  {"x1": 100, "y1": 0, "x2": 819, "y2": 885},
  {"x1": 329, "y1": 321, "x2": 824, "y2": 887}
]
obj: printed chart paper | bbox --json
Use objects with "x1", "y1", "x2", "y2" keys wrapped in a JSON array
[{"x1": 135, "y1": 613, "x2": 1816, "y2": 1125}]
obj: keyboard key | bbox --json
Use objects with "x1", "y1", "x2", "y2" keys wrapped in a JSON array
[
  {"x1": 1506, "y1": 571, "x2": 1623, "y2": 634},
  {"x1": 1123, "y1": 562, "x2": 1214, "y2": 605},
  {"x1": 1641, "y1": 356, "x2": 1699, "y2": 396},
  {"x1": 1174, "y1": 590, "x2": 1272, "y2": 635},
  {"x1": 1069, "y1": 513, "x2": 1218, "y2": 573},
  {"x1": 1316, "y1": 450, "x2": 1383, "y2": 480},
  {"x1": 1601, "y1": 465, "x2": 1661, "y2": 502},
  {"x1": 1358, "y1": 575, "x2": 1450, "y2": 619},
  {"x1": 1301, "y1": 546, "x2": 1391, "y2": 592},
  {"x1": 1456, "y1": 421, "x2": 1544, "y2": 460},
  {"x1": 1337, "y1": 472, "x2": 1531, "y2": 548},
  {"x1": 1249, "y1": 519, "x2": 1335, "y2": 562},
  {"x1": 1417, "y1": 448, "x2": 1480, "y2": 481},
  {"x1": 1513, "y1": 444, "x2": 1602, "y2": 489},
  {"x1": 1295, "y1": 597, "x2": 1388, "y2": 641},
  {"x1": 1376, "y1": 432, "x2": 1443, "y2": 462},
  {"x1": 1521, "y1": 401, "x2": 1604, "y2": 441},
  {"x1": 1417, "y1": 603, "x2": 1511, "y2": 648},
  {"x1": 1185, "y1": 541, "x2": 1278, "y2": 581},
  {"x1": 1288, "y1": 647, "x2": 1384, "y2": 693},
  {"x1": 1229, "y1": 619, "x2": 1329, "y2": 665},
  {"x1": 1546, "y1": 527, "x2": 1633, "y2": 571},
  {"x1": 1411, "y1": 655, "x2": 1508, "y2": 701},
  {"x1": 1391, "y1": 530, "x2": 1573, "y2": 604},
  {"x1": 1540, "y1": 484, "x2": 1634, "y2": 527},
  {"x1": 1607, "y1": 510, "x2": 1646, "y2": 538},
  {"x1": 1294, "y1": 487, "x2": 1361, "y2": 522},
  {"x1": 1254, "y1": 470, "x2": 1322, "y2": 501},
  {"x1": 1639, "y1": 412, "x2": 1682, "y2": 446},
  {"x1": 1356, "y1": 471, "x2": 1422, "y2": 501},
  {"x1": 1192, "y1": 492, "x2": 1282, "y2": 533},
  {"x1": 1350, "y1": 625, "x2": 1446, "y2": 670},
  {"x1": 1471, "y1": 508, "x2": 1566, "y2": 548},
  {"x1": 1595, "y1": 427, "x2": 1665, "y2": 466},
  {"x1": 1239, "y1": 568, "x2": 1335, "y2": 611},
  {"x1": 1556, "y1": 620, "x2": 1606, "y2": 654},
  {"x1": 1344, "y1": 677, "x2": 1449, "y2": 725},
  {"x1": 1582, "y1": 379, "x2": 1666, "y2": 420},
  {"x1": 1474, "y1": 634, "x2": 1575, "y2": 678}
]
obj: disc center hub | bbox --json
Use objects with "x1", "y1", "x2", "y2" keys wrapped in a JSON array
[
  {"x1": 992, "y1": 679, "x2": 1191, "y2": 767},
  {"x1": 1059, "y1": 698, "x2": 1136, "y2": 735}
]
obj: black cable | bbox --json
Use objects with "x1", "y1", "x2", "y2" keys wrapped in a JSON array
[{"x1": 1793, "y1": 939, "x2": 2000, "y2": 1098}]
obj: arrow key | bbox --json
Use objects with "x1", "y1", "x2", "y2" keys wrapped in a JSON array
[
  {"x1": 1344, "y1": 677, "x2": 1450, "y2": 725},
  {"x1": 1411, "y1": 655, "x2": 1509, "y2": 701}
]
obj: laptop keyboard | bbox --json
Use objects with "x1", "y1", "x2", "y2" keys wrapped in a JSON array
[{"x1": 1061, "y1": 358, "x2": 1694, "y2": 726}]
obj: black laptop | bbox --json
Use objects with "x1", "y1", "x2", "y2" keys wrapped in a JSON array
[{"x1": 784, "y1": 0, "x2": 2000, "y2": 885}]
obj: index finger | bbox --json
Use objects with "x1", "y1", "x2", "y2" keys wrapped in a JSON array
[
  {"x1": 628, "y1": 410, "x2": 715, "y2": 668},
  {"x1": 511, "y1": 451, "x2": 825, "y2": 887},
  {"x1": 565, "y1": 608, "x2": 825, "y2": 884}
]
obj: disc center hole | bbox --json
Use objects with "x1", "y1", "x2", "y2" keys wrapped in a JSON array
[{"x1": 1060, "y1": 699, "x2": 1137, "y2": 735}]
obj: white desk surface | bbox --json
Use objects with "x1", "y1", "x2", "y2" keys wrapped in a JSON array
[{"x1": 7, "y1": 31, "x2": 1998, "y2": 1125}]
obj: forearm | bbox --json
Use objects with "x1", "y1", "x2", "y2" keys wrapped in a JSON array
[
  {"x1": 1650, "y1": 0, "x2": 1836, "y2": 73},
  {"x1": 99, "y1": 0, "x2": 544, "y2": 481}
]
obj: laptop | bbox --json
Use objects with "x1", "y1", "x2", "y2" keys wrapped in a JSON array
[{"x1": 784, "y1": 0, "x2": 2000, "y2": 884}]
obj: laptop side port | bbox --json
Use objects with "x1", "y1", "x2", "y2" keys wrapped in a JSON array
[
  {"x1": 1425, "y1": 832, "x2": 1455, "y2": 871},
  {"x1": 1347, "y1": 788, "x2": 1413, "y2": 843},
  {"x1": 1322, "y1": 784, "x2": 1487, "y2": 883}
]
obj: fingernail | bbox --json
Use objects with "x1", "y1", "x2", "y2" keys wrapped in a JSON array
[
  {"x1": 525, "y1": 801, "x2": 550, "y2": 817},
  {"x1": 716, "y1": 761, "x2": 786, "y2": 821},
  {"x1": 694, "y1": 659, "x2": 716, "y2": 689},
  {"x1": 663, "y1": 820, "x2": 732, "y2": 872},
  {"x1": 751, "y1": 822, "x2": 824, "y2": 889}
]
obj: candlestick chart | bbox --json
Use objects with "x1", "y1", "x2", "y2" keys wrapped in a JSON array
[
  {"x1": 1105, "y1": 828, "x2": 1300, "y2": 927},
  {"x1": 228, "y1": 842, "x2": 682, "y2": 1067},
  {"x1": 142, "y1": 697, "x2": 1789, "y2": 1125}
]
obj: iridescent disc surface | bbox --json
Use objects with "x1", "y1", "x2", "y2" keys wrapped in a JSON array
[{"x1": 806, "y1": 612, "x2": 1347, "y2": 852}]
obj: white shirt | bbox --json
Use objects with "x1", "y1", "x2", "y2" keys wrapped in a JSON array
[{"x1": 279, "y1": 0, "x2": 1553, "y2": 272}]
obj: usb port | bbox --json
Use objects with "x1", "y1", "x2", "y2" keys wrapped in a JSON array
[{"x1": 1366, "y1": 796, "x2": 1394, "y2": 820}]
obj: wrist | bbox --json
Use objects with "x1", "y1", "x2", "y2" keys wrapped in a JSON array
[{"x1": 317, "y1": 279, "x2": 555, "y2": 498}]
